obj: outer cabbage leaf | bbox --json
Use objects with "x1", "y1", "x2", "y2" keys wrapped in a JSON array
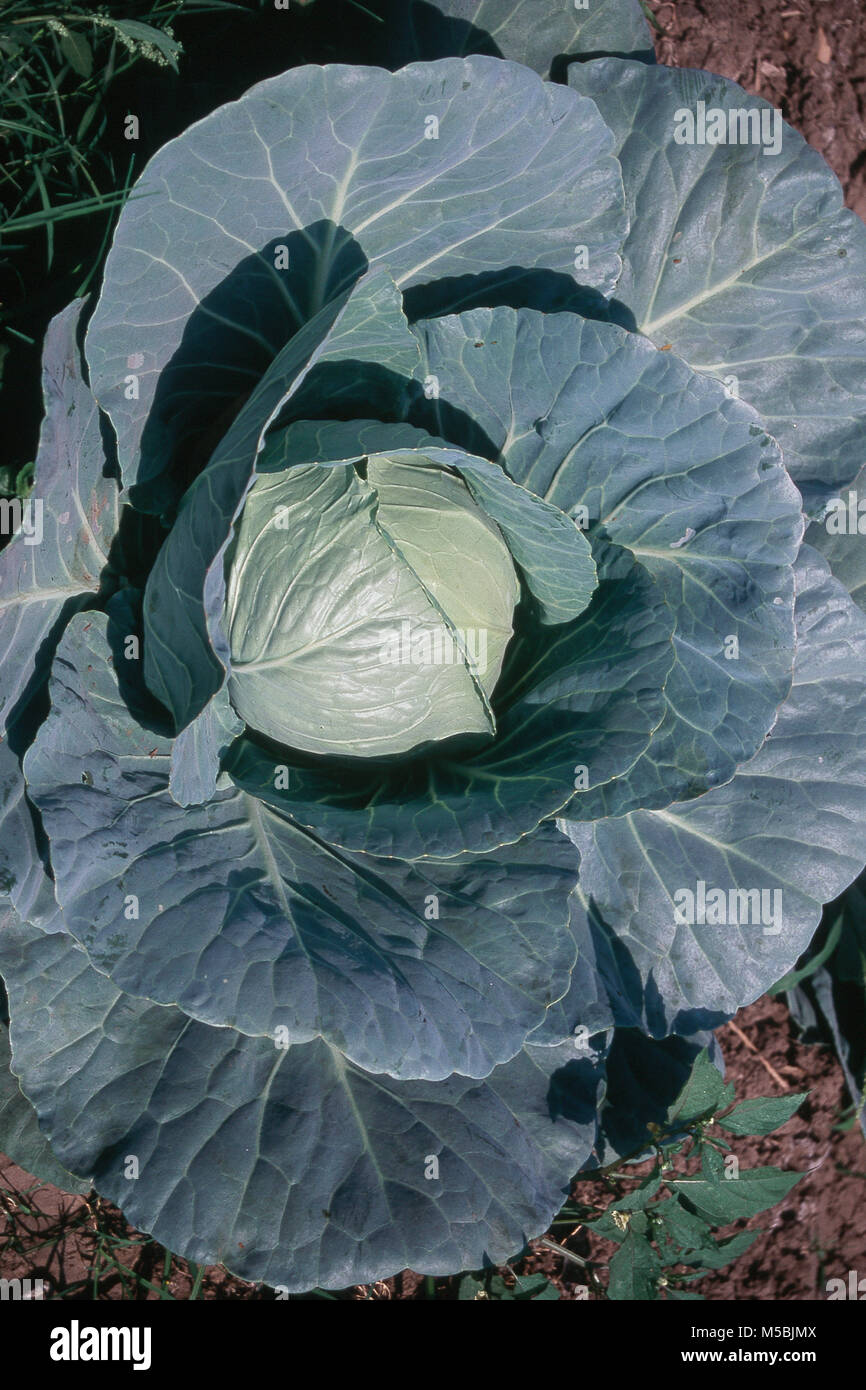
[
  {"x1": 86, "y1": 56, "x2": 626, "y2": 494},
  {"x1": 569, "y1": 59, "x2": 866, "y2": 512},
  {"x1": 0, "y1": 300, "x2": 119, "y2": 931},
  {"x1": 527, "y1": 895, "x2": 622, "y2": 1047},
  {"x1": 0, "y1": 916, "x2": 604, "y2": 1291},
  {"x1": 415, "y1": 305, "x2": 803, "y2": 815},
  {"x1": 368, "y1": 0, "x2": 655, "y2": 75},
  {"x1": 168, "y1": 689, "x2": 245, "y2": 810},
  {"x1": 561, "y1": 547, "x2": 866, "y2": 1036},
  {"x1": 24, "y1": 612, "x2": 581, "y2": 1081},
  {"x1": 805, "y1": 464, "x2": 866, "y2": 615},
  {"x1": 228, "y1": 538, "x2": 675, "y2": 859},
  {"x1": 0, "y1": 740, "x2": 60, "y2": 931},
  {"x1": 0, "y1": 907, "x2": 90, "y2": 1193},
  {"x1": 0, "y1": 300, "x2": 118, "y2": 736},
  {"x1": 0, "y1": 1026, "x2": 91, "y2": 1194}
]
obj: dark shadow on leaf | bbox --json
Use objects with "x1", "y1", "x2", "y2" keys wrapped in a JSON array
[
  {"x1": 644, "y1": 970, "x2": 674, "y2": 1038},
  {"x1": 404, "y1": 380, "x2": 500, "y2": 463},
  {"x1": 599, "y1": 1027, "x2": 714, "y2": 1159},
  {"x1": 552, "y1": 49, "x2": 655, "y2": 84},
  {"x1": 5, "y1": 501, "x2": 169, "y2": 756},
  {"x1": 272, "y1": 363, "x2": 422, "y2": 444},
  {"x1": 584, "y1": 894, "x2": 647, "y2": 1032},
  {"x1": 104, "y1": 589, "x2": 174, "y2": 738},
  {"x1": 325, "y1": 0, "x2": 501, "y2": 67},
  {"x1": 283, "y1": 2, "x2": 655, "y2": 75},
  {"x1": 404, "y1": 267, "x2": 639, "y2": 333},
  {"x1": 102, "y1": 506, "x2": 168, "y2": 597},
  {"x1": 581, "y1": 894, "x2": 730, "y2": 1040},
  {"x1": 547, "y1": 1055, "x2": 603, "y2": 1126},
  {"x1": 132, "y1": 223, "x2": 369, "y2": 516},
  {"x1": 5, "y1": 599, "x2": 92, "y2": 759},
  {"x1": 672, "y1": 1004, "x2": 731, "y2": 1035}
]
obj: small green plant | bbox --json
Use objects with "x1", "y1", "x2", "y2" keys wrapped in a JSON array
[
  {"x1": 0, "y1": 458, "x2": 32, "y2": 498},
  {"x1": 575, "y1": 1053, "x2": 807, "y2": 1300},
  {"x1": 457, "y1": 1271, "x2": 559, "y2": 1301},
  {"x1": 0, "y1": 1, "x2": 282, "y2": 495},
  {"x1": 458, "y1": 1052, "x2": 808, "y2": 1301}
]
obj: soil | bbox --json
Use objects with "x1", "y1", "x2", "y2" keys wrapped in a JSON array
[
  {"x1": 649, "y1": 0, "x2": 866, "y2": 217},
  {"x1": 1, "y1": 0, "x2": 865, "y2": 1302},
  {"x1": 679, "y1": 1001, "x2": 866, "y2": 1301}
]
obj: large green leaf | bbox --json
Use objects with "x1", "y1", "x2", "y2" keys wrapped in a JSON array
[
  {"x1": 562, "y1": 547, "x2": 866, "y2": 1034},
  {"x1": 0, "y1": 299, "x2": 118, "y2": 735},
  {"x1": 0, "y1": 300, "x2": 119, "y2": 932},
  {"x1": 569, "y1": 59, "x2": 866, "y2": 511},
  {"x1": 0, "y1": 1022, "x2": 90, "y2": 1194},
  {"x1": 227, "y1": 538, "x2": 675, "y2": 860},
  {"x1": 25, "y1": 612, "x2": 581, "y2": 1081},
  {"x1": 365, "y1": 0, "x2": 654, "y2": 75},
  {"x1": 0, "y1": 910, "x2": 90, "y2": 1195},
  {"x1": 86, "y1": 56, "x2": 626, "y2": 494},
  {"x1": 805, "y1": 464, "x2": 866, "y2": 615},
  {"x1": 0, "y1": 917, "x2": 603, "y2": 1291},
  {"x1": 415, "y1": 305, "x2": 803, "y2": 814}
]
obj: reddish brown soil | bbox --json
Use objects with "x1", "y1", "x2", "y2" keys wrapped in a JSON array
[
  {"x1": 0, "y1": 1177, "x2": 263, "y2": 1300},
  {"x1": 649, "y1": 0, "x2": 866, "y2": 217},
  {"x1": 685, "y1": 999, "x2": 866, "y2": 1300}
]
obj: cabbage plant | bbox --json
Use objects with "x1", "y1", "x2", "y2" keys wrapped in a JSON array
[{"x1": 1, "y1": 0, "x2": 866, "y2": 1292}]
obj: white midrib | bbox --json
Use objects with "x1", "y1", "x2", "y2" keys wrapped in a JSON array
[
  {"x1": 325, "y1": 1043, "x2": 391, "y2": 1192},
  {"x1": 640, "y1": 226, "x2": 807, "y2": 338},
  {"x1": 0, "y1": 583, "x2": 92, "y2": 611},
  {"x1": 243, "y1": 793, "x2": 315, "y2": 976}
]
